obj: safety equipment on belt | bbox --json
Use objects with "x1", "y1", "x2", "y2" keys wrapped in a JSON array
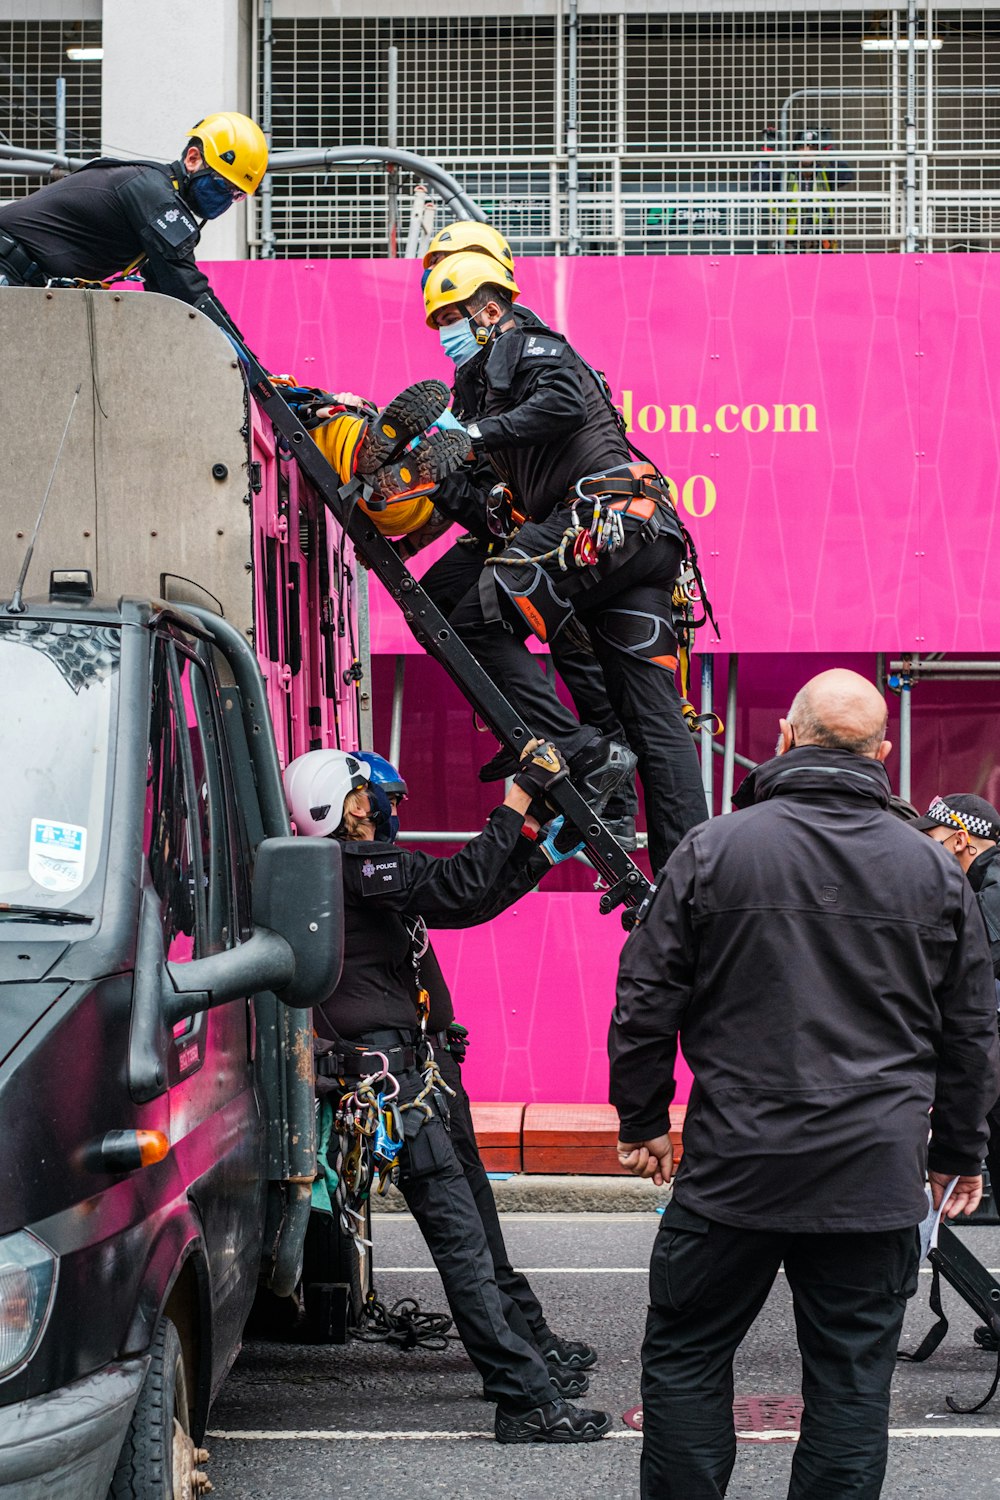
[
  {"x1": 0, "y1": 231, "x2": 46, "y2": 287},
  {"x1": 422, "y1": 219, "x2": 515, "y2": 272},
  {"x1": 423, "y1": 251, "x2": 520, "y2": 327},
  {"x1": 187, "y1": 111, "x2": 268, "y2": 195},
  {"x1": 284, "y1": 748, "x2": 370, "y2": 837},
  {"x1": 363, "y1": 752, "x2": 409, "y2": 802},
  {"x1": 439, "y1": 318, "x2": 483, "y2": 366},
  {"x1": 480, "y1": 541, "x2": 577, "y2": 643},
  {"x1": 512, "y1": 738, "x2": 569, "y2": 799},
  {"x1": 485, "y1": 483, "x2": 520, "y2": 539}
]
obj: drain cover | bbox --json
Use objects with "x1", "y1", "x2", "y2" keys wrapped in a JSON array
[
  {"x1": 733, "y1": 1395, "x2": 803, "y2": 1442},
  {"x1": 622, "y1": 1396, "x2": 803, "y2": 1441}
]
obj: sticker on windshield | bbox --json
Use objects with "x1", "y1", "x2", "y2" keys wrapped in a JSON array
[{"x1": 28, "y1": 819, "x2": 87, "y2": 892}]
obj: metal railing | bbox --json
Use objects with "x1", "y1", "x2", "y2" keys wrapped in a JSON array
[{"x1": 253, "y1": 149, "x2": 1000, "y2": 258}]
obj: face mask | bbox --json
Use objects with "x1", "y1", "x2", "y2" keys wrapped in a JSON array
[
  {"x1": 439, "y1": 318, "x2": 483, "y2": 366},
  {"x1": 186, "y1": 170, "x2": 239, "y2": 220},
  {"x1": 367, "y1": 783, "x2": 399, "y2": 843}
]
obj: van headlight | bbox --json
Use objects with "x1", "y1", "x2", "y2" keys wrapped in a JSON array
[{"x1": 0, "y1": 1231, "x2": 57, "y2": 1378}]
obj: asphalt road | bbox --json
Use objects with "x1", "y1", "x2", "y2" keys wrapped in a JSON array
[{"x1": 207, "y1": 1214, "x2": 1000, "y2": 1499}]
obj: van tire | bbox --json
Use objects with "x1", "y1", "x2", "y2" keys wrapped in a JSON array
[{"x1": 108, "y1": 1315, "x2": 195, "y2": 1500}]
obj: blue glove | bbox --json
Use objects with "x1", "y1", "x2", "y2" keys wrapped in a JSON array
[
  {"x1": 433, "y1": 407, "x2": 465, "y2": 433},
  {"x1": 540, "y1": 815, "x2": 585, "y2": 866}
]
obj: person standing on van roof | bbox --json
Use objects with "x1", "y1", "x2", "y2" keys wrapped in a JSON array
[
  {"x1": 610, "y1": 669, "x2": 999, "y2": 1500},
  {"x1": 284, "y1": 744, "x2": 611, "y2": 1446},
  {"x1": 0, "y1": 111, "x2": 265, "y2": 327},
  {"x1": 420, "y1": 250, "x2": 707, "y2": 873}
]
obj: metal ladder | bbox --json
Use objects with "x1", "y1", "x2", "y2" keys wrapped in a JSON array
[{"x1": 209, "y1": 310, "x2": 652, "y2": 918}]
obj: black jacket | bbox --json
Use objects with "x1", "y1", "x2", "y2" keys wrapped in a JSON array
[
  {"x1": 608, "y1": 746, "x2": 1000, "y2": 1232},
  {"x1": 450, "y1": 308, "x2": 629, "y2": 523},
  {"x1": 317, "y1": 806, "x2": 548, "y2": 1041},
  {"x1": 0, "y1": 159, "x2": 223, "y2": 310},
  {"x1": 968, "y1": 843, "x2": 1000, "y2": 982}
]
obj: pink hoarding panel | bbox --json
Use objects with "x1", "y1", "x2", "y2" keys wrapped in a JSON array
[
  {"x1": 210, "y1": 254, "x2": 1000, "y2": 656},
  {"x1": 429, "y1": 892, "x2": 693, "y2": 1107}
]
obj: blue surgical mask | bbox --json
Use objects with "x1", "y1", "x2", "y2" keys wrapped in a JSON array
[
  {"x1": 439, "y1": 319, "x2": 483, "y2": 366},
  {"x1": 186, "y1": 171, "x2": 239, "y2": 221}
]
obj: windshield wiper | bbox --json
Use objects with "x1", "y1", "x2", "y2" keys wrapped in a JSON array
[{"x1": 0, "y1": 903, "x2": 94, "y2": 925}]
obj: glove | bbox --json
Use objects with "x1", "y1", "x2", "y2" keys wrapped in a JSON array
[
  {"x1": 431, "y1": 407, "x2": 475, "y2": 460},
  {"x1": 540, "y1": 815, "x2": 585, "y2": 866},
  {"x1": 432, "y1": 407, "x2": 465, "y2": 434},
  {"x1": 513, "y1": 737, "x2": 568, "y2": 799}
]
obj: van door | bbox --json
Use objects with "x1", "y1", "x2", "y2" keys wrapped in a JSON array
[{"x1": 144, "y1": 632, "x2": 265, "y2": 1383}]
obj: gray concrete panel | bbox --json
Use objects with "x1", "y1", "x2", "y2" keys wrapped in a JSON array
[{"x1": 0, "y1": 288, "x2": 254, "y2": 638}]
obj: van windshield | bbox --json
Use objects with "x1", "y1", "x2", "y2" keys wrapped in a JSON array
[{"x1": 0, "y1": 619, "x2": 119, "y2": 918}]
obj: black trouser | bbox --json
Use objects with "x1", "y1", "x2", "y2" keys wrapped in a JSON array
[
  {"x1": 640, "y1": 1201, "x2": 920, "y2": 1500},
  {"x1": 436, "y1": 1043, "x2": 550, "y2": 1347},
  {"x1": 986, "y1": 1014, "x2": 1000, "y2": 1202},
  {"x1": 422, "y1": 534, "x2": 638, "y2": 819},
  {"x1": 449, "y1": 510, "x2": 707, "y2": 872},
  {"x1": 0, "y1": 256, "x2": 25, "y2": 287},
  {"x1": 384, "y1": 1046, "x2": 555, "y2": 1412}
]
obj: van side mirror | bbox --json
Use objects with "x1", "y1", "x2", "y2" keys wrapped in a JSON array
[
  {"x1": 161, "y1": 837, "x2": 343, "y2": 1022},
  {"x1": 252, "y1": 836, "x2": 343, "y2": 1006}
]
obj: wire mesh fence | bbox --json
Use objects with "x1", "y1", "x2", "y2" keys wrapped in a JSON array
[
  {"x1": 257, "y1": 4, "x2": 1000, "y2": 258},
  {"x1": 0, "y1": 17, "x2": 102, "y2": 202},
  {"x1": 0, "y1": 6, "x2": 998, "y2": 256}
]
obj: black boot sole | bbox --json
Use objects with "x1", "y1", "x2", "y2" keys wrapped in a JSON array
[
  {"x1": 357, "y1": 379, "x2": 451, "y2": 474},
  {"x1": 365, "y1": 429, "x2": 471, "y2": 503}
]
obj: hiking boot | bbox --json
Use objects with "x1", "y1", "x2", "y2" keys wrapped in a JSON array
[
  {"x1": 548, "y1": 1366, "x2": 590, "y2": 1398},
  {"x1": 482, "y1": 1366, "x2": 589, "y2": 1402},
  {"x1": 364, "y1": 429, "x2": 471, "y2": 504},
  {"x1": 356, "y1": 379, "x2": 451, "y2": 474},
  {"x1": 479, "y1": 743, "x2": 520, "y2": 783},
  {"x1": 494, "y1": 1398, "x2": 611, "y2": 1445},
  {"x1": 569, "y1": 737, "x2": 638, "y2": 819},
  {"x1": 601, "y1": 814, "x2": 638, "y2": 852},
  {"x1": 538, "y1": 1333, "x2": 599, "y2": 1372}
]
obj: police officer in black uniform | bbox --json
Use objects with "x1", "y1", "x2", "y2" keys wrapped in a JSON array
[
  {"x1": 0, "y1": 111, "x2": 265, "y2": 327},
  {"x1": 422, "y1": 251, "x2": 707, "y2": 873},
  {"x1": 400, "y1": 466, "x2": 640, "y2": 847},
  {"x1": 284, "y1": 745, "x2": 611, "y2": 1445},
  {"x1": 362, "y1": 750, "x2": 598, "y2": 1376}
]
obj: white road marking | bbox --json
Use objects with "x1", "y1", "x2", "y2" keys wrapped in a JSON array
[
  {"x1": 376, "y1": 1266, "x2": 647, "y2": 1274},
  {"x1": 208, "y1": 1427, "x2": 1000, "y2": 1443},
  {"x1": 374, "y1": 1265, "x2": 1000, "y2": 1276}
]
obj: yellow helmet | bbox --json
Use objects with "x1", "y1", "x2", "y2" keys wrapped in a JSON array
[
  {"x1": 423, "y1": 251, "x2": 520, "y2": 328},
  {"x1": 188, "y1": 112, "x2": 268, "y2": 195},
  {"x1": 310, "y1": 414, "x2": 434, "y2": 537},
  {"x1": 361, "y1": 494, "x2": 435, "y2": 537},
  {"x1": 422, "y1": 220, "x2": 514, "y2": 273}
]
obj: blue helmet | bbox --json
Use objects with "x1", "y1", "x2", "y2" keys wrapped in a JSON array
[{"x1": 364, "y1": 752, "x2": 408, "y2": 800}]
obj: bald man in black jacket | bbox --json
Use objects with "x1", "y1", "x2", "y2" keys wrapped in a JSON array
[{"x1": 609, "y1": 669, "x2": 1000, "y2": 1500}]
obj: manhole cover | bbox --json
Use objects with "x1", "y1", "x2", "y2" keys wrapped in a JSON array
[
  {"x1": 733, "y1": 1395, "x2": 803, "y2": 1442},
  {"x1": 623, "y1": 1396, "x2": 803, "y2": 1441}
]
